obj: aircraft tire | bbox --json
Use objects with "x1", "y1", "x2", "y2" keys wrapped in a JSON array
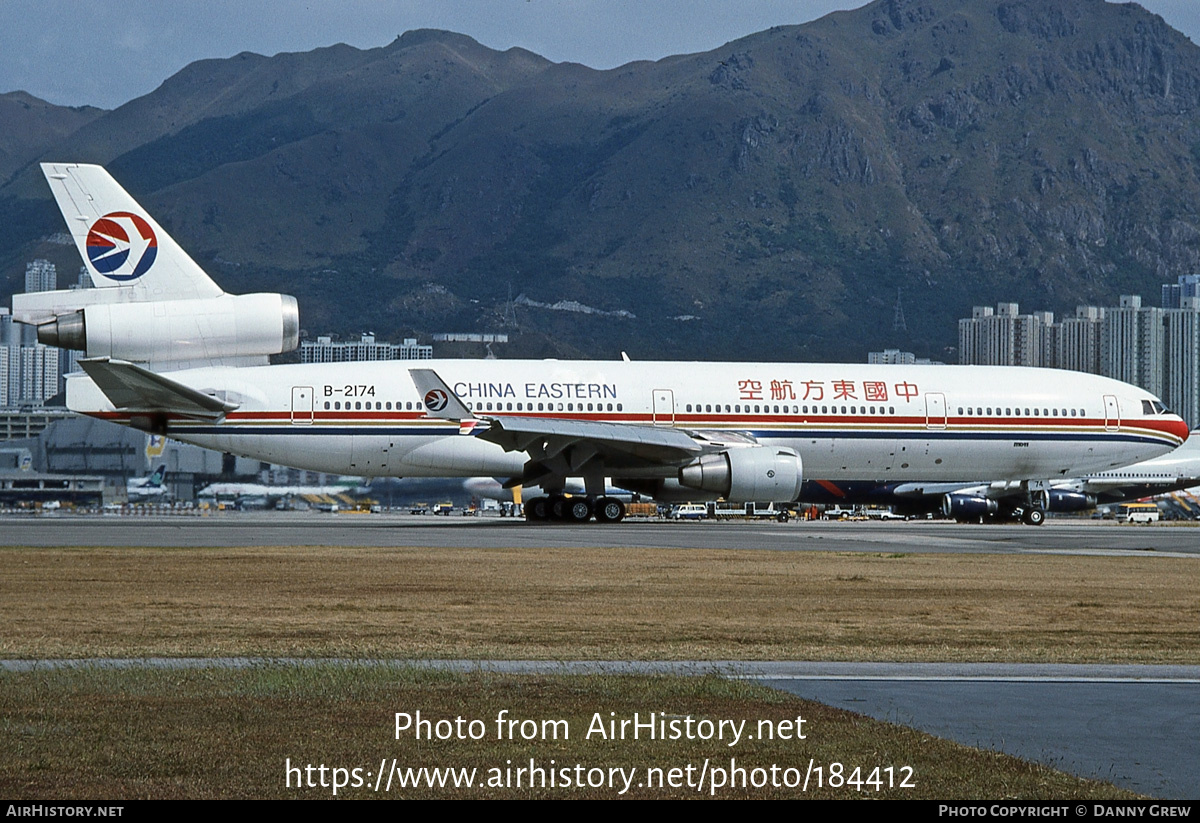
[
  {"x1": 594, "y1": 497, "x2": 625, "y2": 524},
  {"x1": 549, "y1": 495, "x2": 570, "y2": 520},
  {"x1": 1023, "y1": 508, "x2": 1046, "y2": 526},
  {"x1": 566, "y1": 498, "x2": 592, "y2": 523},
  {"x1": 526, "y1": 496, "x2": 550, "y2": 522}
]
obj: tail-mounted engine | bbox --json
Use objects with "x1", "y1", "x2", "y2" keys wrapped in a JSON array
[{"x1": 29, "y1": 293, "x2": 299, "y2": 365}]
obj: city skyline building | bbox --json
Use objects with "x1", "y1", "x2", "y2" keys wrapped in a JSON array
[
  {"x1": 5, "y1": 261, "x2": 79, "y2": 407},
  {"x1": 957, "y1": 303, "x2": 1047, "y2": 367},
  {"x1": 24, "y1": 259, "x2": 56, "y2": 294},
  {"x1": 299, "y1": 333, "x2": 433, "y2": 364},
  {"x1": 0, "y1": 346, "x2": 8, "y2": 408},
  {"x1": 956, "y1": 280, "x2": 1200, "y2": 426},
  {"x1": 1101, "y1": 295, "x2": 1164, "y2": 398},
  {"x1": 1056, "y1": 305, "x2": 1106, "y2": 375},
  {"x1": 1164, "y1": 296, "x2": 1200, "y2": 430},
  {"x1": 1162, "y1": 274, "x2": 1200, "y2": 309}
]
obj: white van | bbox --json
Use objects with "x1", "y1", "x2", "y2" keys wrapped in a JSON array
[{"x1": 670, "y1": 504, "x2": 708, "y2": 521}]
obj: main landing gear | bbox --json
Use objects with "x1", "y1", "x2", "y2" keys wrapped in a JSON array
[
  {"x1": 1021, "y1": 507, "x2": 1046, "y2": 526},
  {"x1": 953, "y1": 506, "x2": 1047, "y2": 526},
  {"x1": 524, "y1": 495, "x2": 626, "y2": 524}
]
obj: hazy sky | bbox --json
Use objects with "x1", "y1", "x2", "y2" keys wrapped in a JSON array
[{"x1": 2, "y1": 1, "x2": 1198, "y2": 110}]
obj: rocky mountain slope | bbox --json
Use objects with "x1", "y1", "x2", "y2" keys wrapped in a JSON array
[{"x1": 4, "y1": 0, "x2": 1200, "y2": 361}]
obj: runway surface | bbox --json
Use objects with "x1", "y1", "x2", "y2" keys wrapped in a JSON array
[
  {"x1": 776, "y1": 678, "x2": 1199, "y2": 799},
  {"x1": 3, "y1": 512, "x2": 1199, "y2": 555}
]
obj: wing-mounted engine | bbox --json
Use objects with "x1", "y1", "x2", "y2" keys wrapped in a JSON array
[
  {"x1": 677, "y1": 446, "x2": 803, "y2": 503},
  {"x1": 941, "y1": 493, "x2": 999, "y2": 519},
  {"x1": 23, "y1": 292, "x2": 299, "y2": 368},
  {"x1": 1045, "y1": 489, "x2": 1098, "y2": 512}
]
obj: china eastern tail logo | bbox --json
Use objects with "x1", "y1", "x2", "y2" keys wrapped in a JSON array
[
  {"x1": 424, "y1": 390, "x2": 449, "y2": 412},
  {"x1": 86, "y1": 212, "x2": 158, "y2": 281}
]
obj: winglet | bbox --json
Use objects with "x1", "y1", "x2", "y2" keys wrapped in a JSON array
[{"x1": 408, "y1": 369, "x2": 477, "y2": 421}]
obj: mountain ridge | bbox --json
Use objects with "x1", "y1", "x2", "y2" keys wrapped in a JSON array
[{"x1": 4, "y1": 0, "x2": 1200, "y2": 362}]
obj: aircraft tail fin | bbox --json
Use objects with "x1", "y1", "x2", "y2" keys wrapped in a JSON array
[{"x1": 40, "y1": 163, "x2": 223, "y2": 300}]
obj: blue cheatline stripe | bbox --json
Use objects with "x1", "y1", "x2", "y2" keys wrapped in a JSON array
[
  {"x1": 165, "y1": 423, "x2": 1178, "y2": 447},
  {"x1": 171, "y1": 426, "x2": 452, "y2": 436}
]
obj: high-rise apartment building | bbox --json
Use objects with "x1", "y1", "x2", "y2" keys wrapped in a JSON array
[
  {"x1": 24, "y1": 259, "x2": 56, "y2": 293},
  {"x1": 1162, "y1": 274, "x2": 1200, "y2": 309},
  {"x1": 1101, "y1": 295, "x2": 1164, "y2": 398},
  {"x1": 957, "y1": 303, "x2": 1046, "y2": 366},
  {"x1": 1055, "y1": 306, "x2": 1105, "y2": 375},
  {"x1": 1164, "y1": 297, "x2": 1200, "y2": 429}
]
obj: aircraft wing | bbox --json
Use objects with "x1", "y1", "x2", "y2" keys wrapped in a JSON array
[
  {"x1": 409, "y1": 368, "x2": 707, "y2": 479},
  {"x1": 478, "y1": 415, "x2": 705, "y2": 465},
  {"x1": 79, "y1": 357, "x2": 239, "y2": 420}
]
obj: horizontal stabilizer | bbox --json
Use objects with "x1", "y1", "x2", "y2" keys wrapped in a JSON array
[{"x1": 79, "y1": 358, "x2": 239, "y2": 420}]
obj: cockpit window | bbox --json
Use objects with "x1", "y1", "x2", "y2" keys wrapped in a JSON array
[{"x1": 1142, "y1": 400, "x2": 1169, "y2": 415}]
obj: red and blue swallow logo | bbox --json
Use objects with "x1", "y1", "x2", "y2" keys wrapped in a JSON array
[{"x1": 86, "y1": 212, "x2": 158, "y2": 281}]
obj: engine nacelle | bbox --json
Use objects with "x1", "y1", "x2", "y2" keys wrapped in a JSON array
[
  {"x1": 678, "y1": 446, "x2": 803, "y2": 502},
  {"x1": 615, "y1": 478, "x2": 721, "y2": 503},
  {"x1": 942, "y1": 493, "x2": 999, "y2": 518},
  {"x1": 1046, "y1": 490, "x2": 1098, "y2": 512},
  {"x1": 36, "y1": 293, "x2": 299, "y2": 363}
]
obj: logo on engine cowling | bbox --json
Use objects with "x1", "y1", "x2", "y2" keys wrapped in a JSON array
[
  {"x1": 424, "y1": 390, "x2": 449, "y2": 412},
  {"x1": 86, "y1": 212, "x2": 158, "y2": 281}
]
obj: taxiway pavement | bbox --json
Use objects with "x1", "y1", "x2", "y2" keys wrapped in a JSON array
[{"x1": 2, "y1": 513, "x2": 1199, "y2": 556}]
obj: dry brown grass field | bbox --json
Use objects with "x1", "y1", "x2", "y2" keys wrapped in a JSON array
[
  {"x1": 2, "y1": 544, "x2": 1193, "y2": 799},
  {"x1": 1, "y1": 545, "x2": 1196, "y2": 661}
]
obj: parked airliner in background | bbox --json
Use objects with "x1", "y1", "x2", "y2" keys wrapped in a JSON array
[
  {"x1": 197, "y1": 479, "x2": 366, "y2": 510},
  {"x1": 126, "y1": 464, "x2": 169, "y2": 503},
  {"x1": 10, "y1": 164, "x2": 1190, "y2": 523},
  {"x1": 797, "y1": 430, "x2": 1200, "y2": 523}
]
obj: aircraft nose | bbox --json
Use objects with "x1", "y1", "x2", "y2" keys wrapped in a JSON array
[{"x1": 1166, "y1": 416, "x2": 1191, "y2": 443}]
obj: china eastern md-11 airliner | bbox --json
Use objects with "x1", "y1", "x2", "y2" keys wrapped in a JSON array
[{"x1": 11, "y1": 164, "x2": 1189, "y2": 523}]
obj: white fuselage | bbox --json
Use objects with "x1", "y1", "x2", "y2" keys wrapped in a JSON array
[{"x1": 67, "y1": 359, "x2": 1189, "y2": 485}]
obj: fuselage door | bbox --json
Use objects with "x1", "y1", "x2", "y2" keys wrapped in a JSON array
[
  {"x1": 291, "y1": 386, "x2": 314, "y2": 425},
  {"x1": 1103, "y1": 394, "x2": 1120, "y2": 432},
  {"x1": 653, "y1": 389, "x2": 675, "y2": 427},
  {"x1": 925, "y1": 392, "x2": 947, "y2": 430}
]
